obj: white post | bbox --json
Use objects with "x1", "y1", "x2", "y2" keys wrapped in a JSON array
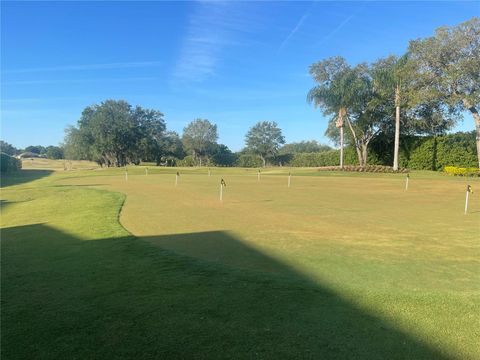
[
  {"x1": 465, "y1": 186, "x2": 471, "y2": 215},
  {"x1": 405, "y1": 175, "x2": 409, "y2": 191},
  {"x1": 257, "y1": 170, "x2": 260, "y2": 182},
  {"x1": 288, "y1": 173, "x2": 291, "y2": 188},
  {"x1": 208, "y1": 169, "x2": 211, "y2": 177},
  {"x1": 125, "y1": 171, "x2": 128, "y2": 182},
  {"x1": 145, "y1": 168, "x2": 148, "y2": 176},
  {"x1": 220, "y1": 184, "x2": 223, "y2": 202},
  {"x1": 175, "y1": 174, "x2": 178, "y2": 187}
]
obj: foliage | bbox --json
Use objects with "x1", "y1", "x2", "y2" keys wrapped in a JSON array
[
  {"x1": 176, "y1": 155, "x2": 196, "y2": 167},
  {"x1": 64, "y1": 100, "x2": 166, "y2": 167},
  {"x1": 279, "y1": 140, "x2": 331, "y2": 154},
  {"x1": 401, "y1": 132, "x2": 477, "y2": 170},
  {"x1": 236, "y1": 154, "x2": 263, "y2": 168},
  {"x1": 182, "y1": 119, "x2": 218, "y2": 166},
  {"x1": 408, "y1": 17, "x2": 480, "y2": 166},
  {"x1": 24, "y1": 145, "x2": 47, "y2": 155},
  {"x1": 244, "y1": 121, "x2": 285, "y2": 167},
  {"x1": 308, "y1": 57, "x2": 391, "y2": 166},
  {"x1": 0, "y1": 152, "x2": 22, "y2": 172},
  {"x1": 0, "y1": 141, "x2": 19, "y2": 156},
  {"x1": 45, "y1": 146, "x2": 64, "y2": 159},
  {"x1": 211, "y1": 144, "x2": 237, "y2": 167},
  {"x1": 443, "y1": 166, "x2": 480, "y2": 177}
]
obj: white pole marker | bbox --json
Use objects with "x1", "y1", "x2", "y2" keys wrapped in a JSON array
[
  {"x1": 125, "y1": 171, "x2": 128, "y2": 182},
  {"x1": 288, "y1": 173, "x2": 291, "y2": 188},
  {"x1": 405, "y1": 174, "x2": 409, "y2": 191},
  {"x1": 145, "y1": 168, "x2": 148, "y2": 176},
  {"x1": 220, "y1": 178, "x2": 226, "y2": 202},
  {"x1": 208, "y1": 168, "x2": 211, "y2": 177},
  {"x1": 175, "y1": 172, "x2": 179, "y2": 187},
  {"x1": 465, "y1": 185, "x2": 472, "y2": 215},
  {"x1": 257, "y1": 170, "x2": 260, "y2": 182}
]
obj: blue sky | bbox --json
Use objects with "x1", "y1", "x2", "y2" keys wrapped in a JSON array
[{"x1": 1, "y1": 1, "x2": 478, "y2": 150}]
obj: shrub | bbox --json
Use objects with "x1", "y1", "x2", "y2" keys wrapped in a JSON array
[
  {"x1": 443, "y1": 166, "x2": 480, "y2": 177},
  {"x1": 236, "y1": 154, "x2": 263, "y2": 168},
  {"x1": 176, "y1": 155, "x2": 196, "y2": 167},
  {"x1": 0, "y1": 153, "x2": 22, "y2": 172}
]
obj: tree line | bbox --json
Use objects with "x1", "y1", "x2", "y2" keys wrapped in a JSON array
[
  {"x1": 2, "y1": 18, "x2": 477, "y2": 169},
  {"x1": 307, "y1": 17, "x2": 479, "y2": 169}
]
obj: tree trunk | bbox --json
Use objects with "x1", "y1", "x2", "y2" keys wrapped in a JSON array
[
  {"x1": 340, "y1": 125, "x2": 344, "y2": 168},
  {"x1": 393, "y1": 84, "x2": 400, "y2": 171},
  {"x1": 261, "y1": 155, "x2": 266, "y2": 168},
  {"x1": 463, "y1": 99, "x2": 480, "y2": 168}
]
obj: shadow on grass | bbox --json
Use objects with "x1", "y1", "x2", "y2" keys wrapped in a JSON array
[
  {"x1": 1, "y1": 224, "x2": 452, "y2": 360},
  {"x1": 0, "y1": 169, "x2": 53, "y2": 188}
]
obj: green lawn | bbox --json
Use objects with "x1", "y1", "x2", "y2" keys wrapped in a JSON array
[{"x1": 1, "y1": 162, "x2": 479, "y2": 359}]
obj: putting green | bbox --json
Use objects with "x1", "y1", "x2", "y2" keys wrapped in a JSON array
[{"x1": 2, "y1": 164, "x2": 479, "y2": 359}]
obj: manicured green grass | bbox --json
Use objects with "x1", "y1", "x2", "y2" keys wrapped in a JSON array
[{"x1": 1, "y1": 161, "x2": 479, "y2": 359}]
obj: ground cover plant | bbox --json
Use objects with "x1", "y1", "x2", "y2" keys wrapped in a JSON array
[{"x1": 1, "y1": 159, "x2": 479, "y2": 359}]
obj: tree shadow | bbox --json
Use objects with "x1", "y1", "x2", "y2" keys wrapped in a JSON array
[
  {"x1": 0, "y1": 169, "x2": 53, "y2": 188},
  {"x1": 1, "y1": 224, "x2": 453, "y2": 359}
]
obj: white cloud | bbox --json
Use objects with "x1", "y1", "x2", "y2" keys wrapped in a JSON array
[{"x1": 3, "y1": 61, "x2": 162, "y2": 74}]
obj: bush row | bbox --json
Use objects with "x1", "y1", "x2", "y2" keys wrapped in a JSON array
[
  {"x1": 318, "y1": 165, "x2": 408, "y2": 173},
  {"x1": 0, "y1": 153, "x2": 22, "y2": 173},
  {"x1": 443, "y1": 166, "x2": 480, "y2": 177}
]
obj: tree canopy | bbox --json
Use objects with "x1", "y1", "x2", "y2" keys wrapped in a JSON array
[
  {"x1": 182, "y1": 119, "x2": 218, "y2": 166},
  {"x1": 245, "y1": 121, "x2": 285, "y2": 167},
  {"x1": 408, "y1": 17, "x2": 480, "y2": 166}
]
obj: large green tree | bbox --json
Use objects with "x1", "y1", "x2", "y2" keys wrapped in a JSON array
[
  {"x1": 245, "y1": 121, "x2": 285, "y2": 167},
  {"x1": 308, "y1": 58, "x2": 390, "y2": 167},
  {"x1": 64, "y1": 100, "x2": 166, "y2": 167},
  {"x1": 182, "y1": 119, "x2": 218, "y2": 166},
  {"x1": 408, "y1": 17, "x2": 480, "y2": 167},
  {"x1": 0, "y1": 141, "x2": 19, "y2": 156}
]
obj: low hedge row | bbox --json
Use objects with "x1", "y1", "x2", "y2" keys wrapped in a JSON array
[
  {"x1": 444, "y1": 166, "x2": 480, "y2": 177},
  {"x1": 0, "y1": 152, "x2": 22, "y2": 173},
  {"x1": 318, "y1": 165, "x2": 408, "y2": 173}
]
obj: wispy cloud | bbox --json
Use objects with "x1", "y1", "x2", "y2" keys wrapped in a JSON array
[
  {"x1": 278, "y1": 1, "x2": 316, "y2": 52},
  {"x1": 3, "y1": 77, "x2": 158, "y2": 86},
  {"x1": 3, "y1": 61, "x2": 162, "y2": 74},
  {"x1": 317, "y1": 13, "x2": 356, "y2": 45},
  {"x1": 173, "y1": 1, "x2": 255, "y2": 83},
  {"x1": 317, "y1": 2, "x2": 367, "y2": 46}
]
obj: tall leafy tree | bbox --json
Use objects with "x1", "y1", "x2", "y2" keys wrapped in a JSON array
[
  {"x1": 308, "y1": 58, "x2": 387, "y2": 166},
  {"x1": 408, "y1": 17, "x2": 480, "y2": 167},
  {"x1": 64, "y1": 100, "x2": 166, "y2": 166},
  {"x1": 245, "y1": 121, "x2": 285, "y2": 167},
  {"x1": 0, "y1": 141, "x2": 19, "y2": 156},
  {"x1": 182, "y1": 119, "x2": 218, "y2": 166},
  {"x1": 371, "y1": 55, "x2": 411, "y2": 170}
]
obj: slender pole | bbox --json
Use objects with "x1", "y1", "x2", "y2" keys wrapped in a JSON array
[
  {"x1": 465, "y1": 185, "x2": 472, "y2": 215},
  {"x1": 340, "y1": 125, "x2": 344, "y2": 169},
  {"x1": 465, "y1": 190, "x2": 469, "y2": 215},
  {"x1": 288, "y1": 173, "x2": 291, "y2": 188},
  {"x1": 125, "y1": 170, "x2": 128, "y2": 182},
  {"x1": 145, "y1": 168, "x2": 148, "y2": 176},
  {"x1": 257, "y1": 170, "x2": 260, "y2": 182},
  {"x1": 405, "y1": 174, "x2": 409, "y2": 191},
  {"x1": 175, "y1": 174, "x2": 178, "y2": 187},
  {"x1": 220, "y1": 184, "x2": 223, "y2": 201},
  {"x1": 208, "y1": 168, "x2": 211, "y2": 177}
]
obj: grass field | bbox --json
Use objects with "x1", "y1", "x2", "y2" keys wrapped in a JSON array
[{"x1": 1, "y1": 159, "x2": 479, "y2": 359}]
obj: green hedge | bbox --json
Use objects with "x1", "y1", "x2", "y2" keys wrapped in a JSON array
[
  {"x1": 286, "y1": 148, "x2": 380, "y2": 167},
  {"x1": 403, "y1": 132, "x2": 477, "y2": 170},
  {"x1": 1, "y1": 153, "x2": 22, "y2": 173},
  {"x1": 236, "y1": 154, "x2": 263, "y2": 168}
]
